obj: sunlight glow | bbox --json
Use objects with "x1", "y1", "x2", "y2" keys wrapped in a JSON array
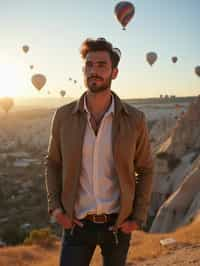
[{"x1": 0, "y1": 63, "x2": 26, "y2": 97}]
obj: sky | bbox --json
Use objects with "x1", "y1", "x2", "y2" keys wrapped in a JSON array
[{"x1": 0, "y1": 0, "x2": 200, "y2": 99}]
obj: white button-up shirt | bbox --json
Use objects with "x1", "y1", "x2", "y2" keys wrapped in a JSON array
[{"x1": 74, "y1": 95, "x2": 120, "y2": 219}]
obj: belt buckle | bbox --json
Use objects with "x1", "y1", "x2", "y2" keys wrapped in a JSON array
[{"x1": 93, "y1": 214, "x2": 107, "y2": 223}]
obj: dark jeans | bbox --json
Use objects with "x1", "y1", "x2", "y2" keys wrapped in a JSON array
[{"x1": 59, "y1": 219, "x2": 131, "y2": 266}]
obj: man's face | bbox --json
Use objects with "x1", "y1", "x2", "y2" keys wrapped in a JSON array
[{"x1": 83, "y1": 51, "x2": 118, "y2": 93}]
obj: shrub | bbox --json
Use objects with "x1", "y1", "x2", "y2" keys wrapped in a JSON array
[
  {"x1": 167, "y1": 156, "x2": 181, "y2": 171},
  {"x1": 23, "y1": 227, "x2": 57, "y2": 247},
  {"x1": 156, "y1": 152, "x2": 181, "y2": 171},
  {"x1": 156, "y1": 152, "x2": 169, "y2": 160}
]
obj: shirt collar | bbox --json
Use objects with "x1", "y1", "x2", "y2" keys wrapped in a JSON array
[
  {"x1": 83, "y1": 94, "x2": 115, "y2": 117},
  {"x1": 72, "y1": 91, "x2": 129, "y2": 116}
]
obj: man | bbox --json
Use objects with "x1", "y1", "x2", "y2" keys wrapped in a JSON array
[{"x1": 45, "y1": 37, "x2": 154, "y2": 266}]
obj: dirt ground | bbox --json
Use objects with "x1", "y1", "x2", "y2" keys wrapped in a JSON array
[{"x1": 130, "y1": 243, "x2": 200, "y2": 265}]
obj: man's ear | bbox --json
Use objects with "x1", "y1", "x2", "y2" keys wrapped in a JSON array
[{"x1": 112, "y1": 68, "x2": 118, "y2": 80}]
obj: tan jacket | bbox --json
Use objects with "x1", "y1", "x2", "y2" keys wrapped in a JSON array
[{"x1": 45, "y1": 91, "x2": 154, "y2": 230}]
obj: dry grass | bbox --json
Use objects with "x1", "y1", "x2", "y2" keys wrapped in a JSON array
[
  {"x1": 0, "y1": 243, "x2": 59, "y2": 266},
  {"x1": 126, "y1": 218, "x2": 200, "y2": 263},
  {"x1": 0, "y1": 220, "x2": 199, "y2": 266}
]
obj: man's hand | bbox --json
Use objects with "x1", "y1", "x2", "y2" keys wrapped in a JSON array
[
  {"x1": 118, "y1": 220, "x2": 140, "y2": 234},
  {"x1": 53, "y1": 209, "x2": 84, "y2": 229}
]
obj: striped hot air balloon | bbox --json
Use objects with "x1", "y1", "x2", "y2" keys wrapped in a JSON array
[{"x1": 114, "y1": 1, "x2": 135, "y2": 30}]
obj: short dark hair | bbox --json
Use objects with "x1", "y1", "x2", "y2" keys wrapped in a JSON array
[{"x1": 80, "y1": 37, "x2": 121, "y2": 68}]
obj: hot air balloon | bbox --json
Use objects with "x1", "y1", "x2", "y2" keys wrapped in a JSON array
[
  {"x1": 22, "y1": 45, "x2": 29, "y2": 53},
  {"x1": 60, "y1": 90, "x2": 66, "y2": 97},
  {"x1": 31, "y1": 74, "x2": 47, "y2": 91},
  {"x1": 195, "y1": 66, "x2": 200, "y2": 77},
  {"x1": 146, "y1": 52, "x2": 158, "y2": 66},
  {"x1": 74, "y1": 80, "x2": 77, "y2": 84},
  {"x1": 0, "y1": 97, "x2": 14, "y2": 114},
  {"x1": 30, "y1": 65, "x2": 34, "y2": 70},
  {"x1": 171, "y1": 56, "x2": 178, "y2": 63},
  {"x1": 114, "y1": 1, "x2": 135, "y2": 30}
]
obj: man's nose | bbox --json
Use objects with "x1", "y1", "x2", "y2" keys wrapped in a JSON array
[{"x1": 89, "y1": 65, "x2": 98, "y2": 75}]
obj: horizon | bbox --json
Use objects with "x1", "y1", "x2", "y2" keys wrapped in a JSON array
[{"x1": 0, "y1": 94, "x2": 197, "y2": 100}]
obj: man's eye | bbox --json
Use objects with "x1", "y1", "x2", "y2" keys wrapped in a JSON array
[
  {"x1": 86, "y1": 62, "x2": 92, "y2": 67},
  {"x1": 98, "y1": 64, "x2": 106, "y2": 68}
]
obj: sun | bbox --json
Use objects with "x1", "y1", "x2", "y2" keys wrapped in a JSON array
[{"x1": 0, "y1": 63, "x2": 26, "y2": 97}]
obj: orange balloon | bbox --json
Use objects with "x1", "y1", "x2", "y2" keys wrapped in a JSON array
[
  {"x1": 31, "y1": 74, "x2": 47, "y2": 91},
  {"x1": 0, "y1": 97, "x2": 14, "y2": 113}
]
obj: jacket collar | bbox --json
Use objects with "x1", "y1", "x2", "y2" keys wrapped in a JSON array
[{"x1": 72, "y1": 90, "x2": 129, "y2": 116}]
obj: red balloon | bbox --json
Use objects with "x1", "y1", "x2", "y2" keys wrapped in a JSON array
[{"x1": 114, "y1": 1, "x2": 135, "y2": 30}]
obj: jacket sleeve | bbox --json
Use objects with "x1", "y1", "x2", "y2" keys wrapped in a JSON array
[
  {"x1": 130, "y1": 112, "x2": 154, "y2": 226},
  {"x1": 45, "y1": 109, "x2": 63, "y2": 215}
]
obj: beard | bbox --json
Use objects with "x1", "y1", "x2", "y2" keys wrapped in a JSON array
[{"x1": 84, "y1": 75, "x2": 112, "y2": 93}]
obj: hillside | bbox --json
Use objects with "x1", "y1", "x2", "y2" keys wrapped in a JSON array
[{"x1": 149, "y1": 96, "x2": 200, "y2": 233}]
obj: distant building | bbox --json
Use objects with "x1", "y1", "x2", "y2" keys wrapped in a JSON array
[
  {"x1": 164, "y1": 94, "x2": 169, "y2": 99},
  {"x1": 170, "y1": 95, "x2": 176, "y2": 100}
]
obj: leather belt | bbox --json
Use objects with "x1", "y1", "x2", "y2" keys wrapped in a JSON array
[{"x1": 83, "y1": 213, "x2": 118, "y2": 224}]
